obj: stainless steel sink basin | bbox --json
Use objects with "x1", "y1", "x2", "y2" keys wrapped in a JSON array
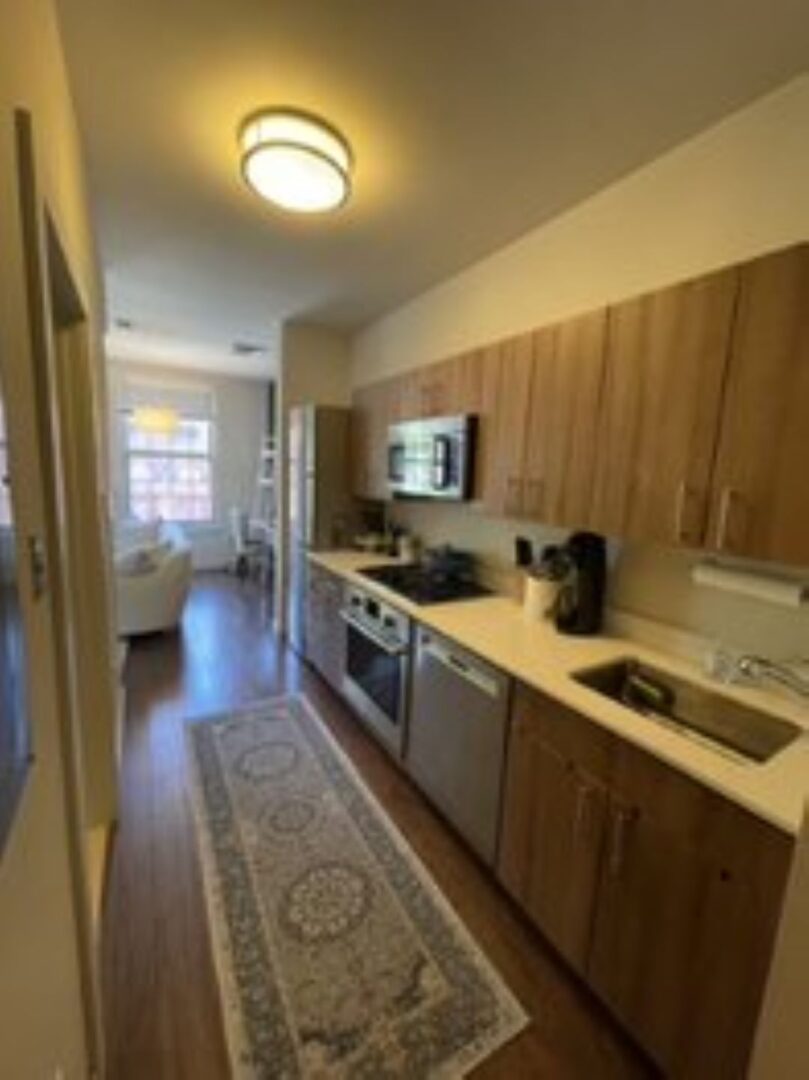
[{"x1": 572, "y1": 658, "x2": 802, "y2": 763}]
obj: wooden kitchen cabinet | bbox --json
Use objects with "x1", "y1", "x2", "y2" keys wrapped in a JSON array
[
  {"x1": 481, "y1": 332, "x2": 534, "y2": 515},
  {"x1": 350, "y1": 379, "x2": 394, "y2": 500},
  {"x1": 589, "y1": 266, "x2": 739, "y2": 547},
  {"x1": 305, "y1": 562, "x2": 346, "y2": 692},
  {"x1": 498, "y1": 684, "x2": 613, "y2": 971},
  {"x1": 706, "y1": 244, "x2": 809, "y2": 564},
  {"x1": 498, "y1": 681, "x2": 792, "y2": 1078},
  {"x1": 587, "y1": 739, "x2": 792, "y2": 1078},
  {"x1": 396, "y1": 349, "x2": 484, "y2": 420},
  {"x1": 522, "y1": 309, "x2": 606, "y2": 529},
  {"x1": 483, "y1": 311, "x2": 605, "y2": 525}
]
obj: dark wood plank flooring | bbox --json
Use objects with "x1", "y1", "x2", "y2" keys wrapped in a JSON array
[{"x1": 102, "y1": 573, "x2": 654, "y2": 1079}]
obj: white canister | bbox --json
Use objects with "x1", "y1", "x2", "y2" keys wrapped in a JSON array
[{"x1": 523, "y1": 575, "x2": 558, "y2": 621}]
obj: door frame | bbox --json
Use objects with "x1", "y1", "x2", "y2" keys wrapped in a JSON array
[{"x1": 13, "y1": 107, "x2": 105, "y2": 1076}]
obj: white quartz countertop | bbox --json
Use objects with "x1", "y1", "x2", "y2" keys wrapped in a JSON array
[{"x1": 309, "y1": 550, "x2": 809, "y2": 835}]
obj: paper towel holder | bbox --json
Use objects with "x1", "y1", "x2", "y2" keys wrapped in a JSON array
[{"x1": 692, "y1": 559, "x2": 809, "y2": 608}]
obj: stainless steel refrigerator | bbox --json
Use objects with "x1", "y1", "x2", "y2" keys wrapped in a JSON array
[{"x1": 286, "y1": 405, "x2": 352, "y2": 654}]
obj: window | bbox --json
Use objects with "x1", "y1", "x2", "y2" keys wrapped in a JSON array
[{"x1": 125, "y1": 415, "x2": 214, "y2": 522}]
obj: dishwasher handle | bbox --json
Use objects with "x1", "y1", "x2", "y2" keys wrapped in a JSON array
[{"x1": 420, "y1": 634, "x2": 501, "y2": 699}]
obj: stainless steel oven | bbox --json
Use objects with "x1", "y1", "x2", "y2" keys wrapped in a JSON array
[
  {"x1": 340, "y1": 584, "x2": 411, "y2": 757},
  {"x1": 387, "y1": 415, "x2": 476, "y2": 500}
]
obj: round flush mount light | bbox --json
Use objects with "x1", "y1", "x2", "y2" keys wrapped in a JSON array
[{"x1": 239, "y1": 108, "x2": 352, "y2": 213}]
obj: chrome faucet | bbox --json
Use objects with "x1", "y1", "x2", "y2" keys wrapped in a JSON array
[{"x1": 734, "y1": 654, "x2": 809, "y2": 699}]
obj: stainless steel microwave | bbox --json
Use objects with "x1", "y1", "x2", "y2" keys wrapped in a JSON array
[{"x1": 387, "y1": 415, "x2": 476, "y2": 500}]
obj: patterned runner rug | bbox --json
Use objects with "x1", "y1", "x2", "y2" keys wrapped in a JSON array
[{"x1": 187, "y1": 694, "x2": 527, "y2": 1078}]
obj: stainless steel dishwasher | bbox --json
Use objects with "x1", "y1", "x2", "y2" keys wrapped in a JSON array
[{"x1": 406, "y1": 625, "x2": 510, "y2": 865}]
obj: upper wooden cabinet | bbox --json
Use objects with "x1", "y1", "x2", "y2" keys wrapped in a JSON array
[
  {"x1": 481, "y1": 333, "x2": 534, "y2": 515},
  {"x1": 350, "y1": 243, "x2": 809, "y2": 565},
  {"x1": 483, "y1": 312, "x2": 605, "y2": 527},
  {"x1": 395, "y1": 354, "x2": 479, "y2": 421},
  {"x1": 523, "y1": 309, "x2": 606, "y2": 528},
  {"x1": 396, "y1": 350, "x2": 484, "y2": 421},
  {"x1": 350, "y1": 379, "x2": 394, "y2": 500},
  {"x1": 590, "y1": 268, "x2": 739, "y2": 547},
  {"x1": 706, "y1": 245, "x2": 809, "y2": 564}
]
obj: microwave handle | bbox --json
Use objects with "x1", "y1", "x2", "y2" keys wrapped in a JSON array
[
  {"x1": 432, "y1": 435, "x2": 451, "y2": 489},
  {"x1": 388, "y1": 442, "x2": 404, "y2": 482}
]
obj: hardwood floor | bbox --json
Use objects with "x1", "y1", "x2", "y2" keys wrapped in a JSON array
[{"x1": 102, "y1": 573, "x2": 654, "y2": 1079}]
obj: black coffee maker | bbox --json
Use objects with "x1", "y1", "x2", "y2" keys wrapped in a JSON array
[{"x1": 548, "y1": 532, "x2": 606, "y2": 636}]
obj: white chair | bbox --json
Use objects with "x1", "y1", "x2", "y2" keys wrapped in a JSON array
[{"x1": 230, "y1": 508, "x2": 270, "y2": 580}]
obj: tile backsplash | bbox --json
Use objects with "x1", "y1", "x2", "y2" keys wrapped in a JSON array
[{"x1": 387, "y1": 500, "x2": 809, "y2": 661}]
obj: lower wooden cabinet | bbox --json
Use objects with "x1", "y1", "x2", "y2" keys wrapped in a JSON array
[
  {"x1": 497, "y1": 682, "x2": 793, "y2": 1078},
  {"x1": 305, "y1": 563, "x2": 346, "y2": 692},
  {"x1": 498, "y1": 685, "x2": 611, "y2": 971}
]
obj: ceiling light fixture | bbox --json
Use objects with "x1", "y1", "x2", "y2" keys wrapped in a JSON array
[
  {"x1": 239, "y1": 108, "x2": 352, "y2": 213},
  {"x1": 131, "y1": 406, "x2": 180, "y2": 435}
]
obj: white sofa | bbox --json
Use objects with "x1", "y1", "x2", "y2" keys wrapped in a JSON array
[{"x1": 114, "y1": 520, "x2": 192, "y2": 637}]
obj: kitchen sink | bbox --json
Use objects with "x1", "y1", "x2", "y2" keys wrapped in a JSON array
[{"x1": 572, "y1": 658, "x2": 802, "y2": 763}]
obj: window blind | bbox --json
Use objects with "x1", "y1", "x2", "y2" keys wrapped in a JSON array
[{"x1": 119, "y1": 377, "x2": 215, "y2": 420}]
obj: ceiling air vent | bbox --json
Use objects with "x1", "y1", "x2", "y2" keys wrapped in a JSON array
[{"x1": 232, "y1": 340, "x2": 267, "y2": 356}]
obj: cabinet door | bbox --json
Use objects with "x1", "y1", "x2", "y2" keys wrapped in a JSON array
[
  {"x1": 305, "y1": 565, "x2": 326, "y2": 670},
  {"x1": 523, "y1": 309, "x2": 606, "y2": 529},
  {"x1": 707, "y1": 244, "x2": 809, "y2": 564},
  {"x1": 389, "y1": 352, "x2": 483, "y2": 423},
  {"x1": 588, "y1": 741, "x2": 791, "y2": 1077},
  {"x1": 498, "y1": 686, "x2": 612, "y2": 971},
  {"x1": 318, "y1": 571, "x2": 346, "y2": 691},
  {"x1": 482, "y1": 333, "x2": 534, "y2": 515},
  {"x1": 350, "y1": 381, "x2": 391, "y2": 500},
  {"x1": 590, "y1": 268, "x2": 738, "y2": 545},
  {"x1": 415, "y1": 359, "x2": 454, "y2": 418},
  {"x1": 305, "y1": 565, "x2": 346, "y2": 691}
]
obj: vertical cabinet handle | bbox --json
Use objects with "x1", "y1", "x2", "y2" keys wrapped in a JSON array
[
  {"x1": 674, "y1": 481, "x2": 696, "y2": 544},
  {"x1": 505, "y1": 476, "x2": 523, "y2": 516},
  {"x1": 525, "y1": 477, "x2": 545, "y2": 518},
  {"x1": 607, "y1": 805, "x2": 637, "y2": 878},
  {"x1": 574, "y1": 779, "x2": 597, "y2": 843},
  {"x1": 716, "y1": 487, "x2": 743, "y2": 552}
]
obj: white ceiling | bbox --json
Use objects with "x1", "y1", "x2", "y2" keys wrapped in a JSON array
[{"x1": 57, "y1": 0, "x2": 809, "y2": 372}]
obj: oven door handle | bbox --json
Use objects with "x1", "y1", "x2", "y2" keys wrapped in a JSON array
[{"x1": 340, "y1": 610, "x2": 408, "y2": 657}]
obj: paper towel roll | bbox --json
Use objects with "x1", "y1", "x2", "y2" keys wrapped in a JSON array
[{"x1": 692, "y1": 561, "x2": 808, "y2": 608}]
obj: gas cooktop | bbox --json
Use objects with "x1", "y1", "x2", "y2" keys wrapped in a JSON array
[{"x1": 359, "y1": 563, "x2": 492, "y2": 606}]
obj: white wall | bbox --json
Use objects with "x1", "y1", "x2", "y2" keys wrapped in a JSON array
[
  {"x1": 0, "y1": 0, "x2": 105, "y2": 1075},
  {"x1": 353, "y1": 75, "x2": 809, "y2": 382},
  {"x1": 108, "y1": 360, "x2": 269, "y2": 569},
  {"x1": 351, "y1": 75, "x2": 809, "y2": 658}
]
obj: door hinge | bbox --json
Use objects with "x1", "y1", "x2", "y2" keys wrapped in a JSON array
[{"x1": 27, "y1": 534, "x2": 48, "y2": 598}]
